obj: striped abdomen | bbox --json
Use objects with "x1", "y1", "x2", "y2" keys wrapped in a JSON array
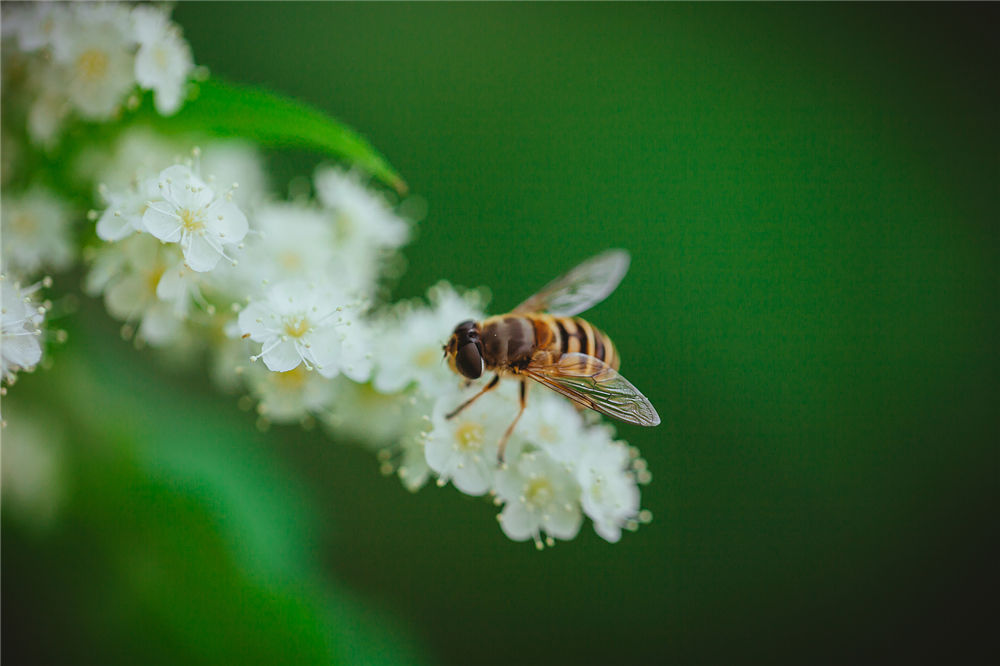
[
  {"x1": 479, "y1": 314, "x2": 620, "y2": 371},
  {"x1": 530, "y1": 314, "x2": 620, "y2": 371}
]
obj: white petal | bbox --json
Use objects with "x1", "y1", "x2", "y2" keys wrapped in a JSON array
[
  {"x1": 142, "y1": 202, "x2": 182, "y2": 242},
  {"x1": 423, "y1": 434, "x2": 453, "y2": 475},
  {"x1": 499, "y1": 503, "x2": 536, "y2": 542},
  {"x1": 451, "y1": 459, "x2": 493, "y2": 496},
  {"x1": 154, "y1": 263, "x2": 186, "y2": 303},
  {"x1": 593, "y1": 520, "x2": 623, "y2": 544},
  {"x1": 262, "y1": 340, "x2": 303, "y2": 373},
  {"x1": 158, "y1": 165, "x2": 213, "y2": 210},
  {"x1": 153, "y1": 82, "x2": 185, "y2": 115},
  {"x1": 303, "y1": 328, "x2": 342, "y2": 378},
  {"x1": 105, "y1": 275, "x2": 147, "y2": 320},
  {"x1": 131, "y1": 5, "x2": 168, "y2": 45},
  {"x1": 183, "y1": 234, "x2": 221, "y2": 272},
  {"x1": 96, "y1": 207, "x2": 136, "y2": 241},
  {"x1": 2, "y1": 333, "x2": 42, "y2": 370},
  {"x1": 542, "y1": 503, "x2": 583, "y2": 541},
  {"x1": 205, "y1": 200, "x2": 248, "y2": 243},
  {"x1": 139, "y1": 303, "x2": 181, "y2": 346},
  {"x1": 237, "y1": 303, "x2": 277, "y2": 341}
]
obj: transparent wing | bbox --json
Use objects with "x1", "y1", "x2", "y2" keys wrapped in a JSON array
[
  {"x1": 522, "y1": 352, "x2": 660, "y2": 427},
  {"x1": 512, "y1": 249, "x2": 631, "y2": 317}
]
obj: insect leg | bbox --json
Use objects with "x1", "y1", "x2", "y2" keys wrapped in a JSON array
[
  {"x1": 446, "y1": 374, "x2": 500, "y2": 420},
  {"x1": 496, "y1": 380, "x2": 528, "y2": 463}
]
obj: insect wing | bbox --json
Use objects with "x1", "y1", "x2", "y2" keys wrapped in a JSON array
[
  {"x1": 512, "y1": 249, "x2": 631, "y2": 317},
  {"x1": 522, "y1": 352, "x2": 660, "y2": 427}
]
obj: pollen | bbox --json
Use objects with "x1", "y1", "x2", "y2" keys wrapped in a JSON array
[
  {"x1": 145, "y1": 264, "x2": 167, "y2": 294},
  {"x1": 11, "y1": 212, "x2": 38, "y2": 235},
  {"x1": 178, "y1": 208, "x2": 205, "y2": 232},
  {"x1": 524, "y1": 478, "x2": 554, "y2": 507},
  {"x1": 414, "y1": 347, "x2": 438, "y2": 368},
  {"x1": 454, "y1": 421, "x2": 484, "y2": 451},
  {"x1": 277, "y1": 250, "x2": 303, "y2": 271},
  {"x1": 283, "y1": 316, "x2": 309, "y2": 338},
  {"x1": 273, "y1": 366, "x2": 307, "y2": 389},
  {"x1": 76, "y1": 48, "x2": 109, "y2": 82}
]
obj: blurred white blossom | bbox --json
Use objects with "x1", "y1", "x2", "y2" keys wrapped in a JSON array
[
  {"x1": 49, "y1": 3, "x2": 137, "y2": 120},
  {"x1": 371, "y1": 283, "x2": 485, "y2": 396},
  {"x1": 1, "y1": 404, "x2": 66, "y2": 527},
  {"x1": 1, "y1": 275, "x2": 47, "y2": 383},
  {"x1": 2, "y1": 2, "x2": 195, "y2": 144},
  {"x1": 87, "y1": 234, "x2": 186, "y2": 346},
  {"x1": 131, "y1": 4, "x2": 193, "y2": 115},
  {"x1": 1, "y1": 185, "x2": 75, "y2": 277}
]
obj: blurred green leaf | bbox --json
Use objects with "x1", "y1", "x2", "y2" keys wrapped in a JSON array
[
  {"x1": 159, "y1": 77, "x2": 406, "y2": 194},
  {"x1": 2, "y1": 301, "x2": 426, "y2": 666}
]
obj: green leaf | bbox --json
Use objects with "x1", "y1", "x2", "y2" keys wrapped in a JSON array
[{"x1": 160, "y1": 77, "x2": 407, "y2": 194}]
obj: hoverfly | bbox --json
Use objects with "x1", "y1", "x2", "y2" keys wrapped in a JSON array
[{"x1": 443, "y1": 249, "x2": 660, "y2": 461}]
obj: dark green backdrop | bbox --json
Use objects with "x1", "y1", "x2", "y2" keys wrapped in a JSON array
[{"x1": 5, "y1": 4, "x2": 996, "y2": 664}]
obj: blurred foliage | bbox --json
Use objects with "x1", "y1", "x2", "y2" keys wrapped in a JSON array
[
  {"x1": 3, "y1": 3, "x2": 997, "y2": 665},
  {"x1": 3, "y1": 296, "x2": 426, "y2": 665},
  {"x1": 152, "y1": 77, "x2": 406, "y2": 193}
]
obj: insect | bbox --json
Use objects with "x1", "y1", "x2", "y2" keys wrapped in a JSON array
[{"x1": 443, "y1": 249, "x2": 660, "y2": 461}]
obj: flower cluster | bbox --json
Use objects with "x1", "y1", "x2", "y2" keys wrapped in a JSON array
[
  {"x1": 2, "y1": 2, "x2": 193, "y2": 146},
  {"x1": 2, "y1": 2, "x2": 653, "y2": 548}
]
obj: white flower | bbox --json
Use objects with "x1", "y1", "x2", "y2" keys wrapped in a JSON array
[
  {"x1": 50, "y1": 3, "x2": 137, "y2": 120},
  {"x1": 324, "y1": 379, "x2": 417, "y2": 447},
  {"x1": 315, "y1": 166, "x2": 409, "y2": 251},
  {"x1": 79, "y1": 129, "x2": 267, "y2": 209},
  {"x1": 424, "y1": 382, "x2": 518, "y2": 496},
  {"x1": 96, "y1": 177, "x2": 161, "y2": 241},
  {"x1": 131, "y1": 5, "x2": 193, "y2": 115},
  {"x1": 1, "y1": 404, "x2": 65, "y2": 527},
  {"x1": 88, "y1": 234, "x2": 186, "y2": 346},
  {"x1": 495, "y1": 448, "x2": 583, "y2": 548},
  {"x1": 371, "y1": 282, "x2": 486, "y2": 395},
  {"x1": 142, "y1": 165, "x2": 248, "y2": 272},
  {"x1": 1, "y1": 185, "x2": 75, "y2": 277},
  {"x1": 199, "y1": 141, "x2": 270, "y2": 209},
  {"x1": 1, "y1": 275, "x2": 46, "y2": 383},
  {"x1": 219, "y1": 201, "x2": 339, "y2": 294},
  {"x1": 576, "y1": 433, "x2": 642, "y2": 543},
  {"x1": 237, "y1": 281, "x2": 361, "y2": 378},
  {"x1": 75, "y1": 126, "x2": 178, "y2": 195},
  {"x1": 2, "y1": 2, "x2": 61, "y2": 52},
  {"x1": 245, "y1": 364, "x2": 338, "y2": 424},
  {"x1": 515, "y1": 391, "x2": 591, "y2": 465}
]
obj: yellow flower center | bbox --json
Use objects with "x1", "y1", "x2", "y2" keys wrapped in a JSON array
[
  {"x1": 414, "y1": 347, "x2": 438, "y2": 368},
  {"x1": 179, "y1": 208, "x2": 204, "y2": 232},
  {"x1": 11, "y1": 212, "x2": 37, "y2": 236},
  {"x1": 77, "y1": 49, "x2": 109, "y2": 82},
  {"x1": 538, "y1": 424, "x2": 559, "y2": 443},
  {"x1": 525, "y1": 478, "x2": 554, "y2": 507},
  {"x1": 283, "y1": 317, "x2": 309, "y2": 338},
  {"x1": 454, "y1": 421, "x2": 484, "y2": 452},
  {"x1": 154, "y1": 45, "x2": 170, "y2": 69},
  {"x1": 278, "y1": 250, "x2": 303, "y2": 271},
  {"x1": 145, "y1": 264, "x2": 166, "y2": 295},
  {"x1": 335, "y1": 212, "x2": 354, "y2": 238},
  {"x1": 274, "y1": 366, "x2": 307, "y2": 389}
]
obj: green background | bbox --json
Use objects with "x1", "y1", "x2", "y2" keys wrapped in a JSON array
[{"x1": 4, "y1": 4, "x2": 996, "y2": 664}]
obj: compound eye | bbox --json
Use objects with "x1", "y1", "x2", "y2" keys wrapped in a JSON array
[{"x1": 455, "y1": 342, "x2": 484, "y2": 379}]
